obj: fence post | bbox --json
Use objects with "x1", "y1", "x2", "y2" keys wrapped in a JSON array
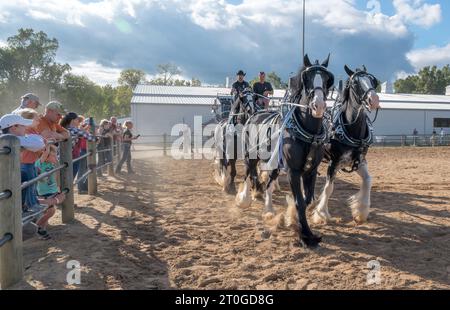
[
  {"x1": 108, "y1": 137, "x2": 115, "y2": 177},
  {"x1": 163, "y1": 133, "x2": 167, "y2": 156},
  {"x1": 59, "y1": 136, "x2": 75, "y2": 223},
  {"x1": 0, "y1": 135, "x2": 23, "y2": 289},
  {"x1": 88, "y1": 117, "x2": 98, "y2": 195}
]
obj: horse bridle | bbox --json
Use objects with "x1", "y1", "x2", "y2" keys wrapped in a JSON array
[
  {"x1": 348, "y1": 72, "x2": 378, "y2": 108},
  {"x1": 301, "y1": 65, "x2": 334, "y2": 112},
  {"x1": 344, "y1": 72, "x2": 379, "y2": 125}
]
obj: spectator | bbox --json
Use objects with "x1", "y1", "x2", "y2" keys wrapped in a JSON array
[
  {"x1": 97, "y1": 119, "x2": 113, "y2": 176},
  {"x1": 76, "y1": 116, "x2": 90, "y2": 194},
  {"x1": 60, "y1": 112, "x2": 96, "y2": 180},
  {"x1": 0, "y1": 114, "x2": 45, "y2": 213},
  {"x1": 34, "y1": 144, "x2": 66, "y2": 240},
  {"x1": 12, "y1": 93, "x2": 41, "y2": 114},
  {"x1": 116, "y1": 121, "x2": 139, "y2": 174},
  {"x1": 18, "y1": 108, "x2": 47, "y2": 211},
  {"x1": 34, "y1": 101, "x2": 70, "y2": 142},
  {"x1": 440, "y1": 128, "x2": 445, "y2": 145}
]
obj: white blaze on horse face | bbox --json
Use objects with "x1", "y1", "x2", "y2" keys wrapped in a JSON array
[
  {"x1": 311, "y1": 73, "x2": 325, "y2": 118},
  {"x1": 360, "y1": 76, "x2": 380, "y2": 110}
]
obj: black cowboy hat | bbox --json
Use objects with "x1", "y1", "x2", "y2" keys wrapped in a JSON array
[{"x1": 236, "y1": 70, "x2": 246, "y2": 76}]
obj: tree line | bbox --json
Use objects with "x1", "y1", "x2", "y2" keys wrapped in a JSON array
[
  {"x1": 0, "y1": 29, "x2": 203, "y2": 120},
  {"x1": 394, "y1": 65, "x2": 450, "y2": 95}
]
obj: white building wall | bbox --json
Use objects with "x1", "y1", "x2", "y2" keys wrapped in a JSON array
[
  {"x1": 132, "y1": 104, "x2": 213, "y2": 143},
  {"x1": 373, "y1": 109, "x2": 450, "y2": 136}
]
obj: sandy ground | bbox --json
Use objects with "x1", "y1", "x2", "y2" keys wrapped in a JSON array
[{"x1": 10, "y1": 147, "x2": 450, "y2": 290}]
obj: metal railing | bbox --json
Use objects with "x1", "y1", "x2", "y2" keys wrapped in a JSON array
[{"x1": 0, "y1": 117, "x2": 122, "y2": 289}]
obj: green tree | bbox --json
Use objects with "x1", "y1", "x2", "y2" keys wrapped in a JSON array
[
  {"x1": 118, "y1": 69, "x2": 146, "y2": 90},
  {"x1": 153, "y1": 63, "x2": 182, "y2": 85},
  {"x1": 394, "y1": 65, "x2": 450, "y2": 94},
  {"x1": 0, "y1": 28, "x2": 70, "y2": 110}
]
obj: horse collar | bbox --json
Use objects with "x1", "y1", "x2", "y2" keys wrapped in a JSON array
[{"x1": 332, "y1": 106, "x2": 374, "y2": 148}]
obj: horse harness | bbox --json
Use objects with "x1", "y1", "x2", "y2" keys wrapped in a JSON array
[{"x1": 328, "y1": 103, "x2": 374, "y2": 173}]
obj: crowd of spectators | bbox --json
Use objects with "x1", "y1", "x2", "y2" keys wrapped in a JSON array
[{"x1": 0, "y1": 93, "x2": 138, "y2": 240}]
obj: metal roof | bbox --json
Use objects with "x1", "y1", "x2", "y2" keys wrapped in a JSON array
[{"x1": 131, "y1": 84, "x2": 450, "y2": 110}]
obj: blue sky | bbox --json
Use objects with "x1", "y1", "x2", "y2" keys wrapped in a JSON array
[{"x1": 0, "y1": 0, "x2": 449, "y2": 86}]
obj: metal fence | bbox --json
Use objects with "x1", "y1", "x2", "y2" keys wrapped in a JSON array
[
  {"x1": 0, "y1": 118, "x2": 121, "y2": 289},
  {"x1": 373, "y1": 134, "x2": 450, "y2": 147}
]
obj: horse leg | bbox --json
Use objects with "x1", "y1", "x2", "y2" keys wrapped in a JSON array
[
  {"x1": 349, "y1": 162, "x2": 372, "y2": 224},
  {"x1": 236, "y1": 158, "x2": 253, "y2": 208},
  {"x1": 303, "y1": 172, "x2": 317, "y2": 207},
  {"x1": 249, "y1": 160, "x2": 264, "y2": 199},
  {"x1": 288, "y1": 168, "x2": 322, "y2": 247},
  {"x1": 263, "y1": 169, "x2": 279, "y2": 219},
  {"x1": 312, "y1": 163, "x2": 337, "y2": 225},
  {"x1": 224, "y1": 159, "x2": 237, "y2": 195}
]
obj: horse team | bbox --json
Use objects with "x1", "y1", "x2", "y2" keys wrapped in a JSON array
[{"x1": 214, "y1": 54, "x2": 380, "y2": 247}]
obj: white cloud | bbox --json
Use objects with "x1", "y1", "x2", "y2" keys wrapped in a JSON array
[
  {"x1": 0, "y1": 11, "x2": 9, "y2": 23},
  {"x1": 407, "y1": 43, "x2": 450, "y2": 70},
  {"x1": 0, "y1": 0, "x2": 444, "y2": 83},
  {"x1": 393, "y1": 0, "x2": 441, "y2": 27},
  {"x1": 70, "y1": 61, "x2": 123, "y2": 86}
]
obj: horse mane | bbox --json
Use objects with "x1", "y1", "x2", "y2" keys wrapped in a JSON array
[
  {"x1": 289, "y1": 66, "x2": 306, "y2": 102},
  {"x1": 341, "y1": 78, "x2": 351, "y2": 103}
]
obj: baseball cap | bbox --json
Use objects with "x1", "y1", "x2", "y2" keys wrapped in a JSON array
[
  {"x1": 46, "y1": 101, "x2": 67, "y2": 114},
  {"x1": 0, "y1": 114, "x2": 33, "y2": 130},
  {"x1": 21, "y1": 93, "x2": 40, "y2": 106}
]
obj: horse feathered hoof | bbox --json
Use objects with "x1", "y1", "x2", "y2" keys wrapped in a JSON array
[
  {"x1": 225, "y1": 185, "x2": 237, "y2": 195},
  {"x1": 300, "y1": 234, "x2": 322, "y2": 248}
]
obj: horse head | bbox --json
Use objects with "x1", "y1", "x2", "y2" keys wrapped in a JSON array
[
  {"x1": 343, "y1": 65, "x2": 380, "y2": 111},
  {"x1": 292, "y1": 53, "x2": 335, "y2": 118}
]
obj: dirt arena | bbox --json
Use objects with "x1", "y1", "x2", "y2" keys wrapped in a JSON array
[{"x1": 11, "y1": 147, "x2": 450, "y2": 290}]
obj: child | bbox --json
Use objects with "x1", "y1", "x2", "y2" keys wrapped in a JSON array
[{"x1": 34, "y1": 144, "x2": 65, "y2": 240}]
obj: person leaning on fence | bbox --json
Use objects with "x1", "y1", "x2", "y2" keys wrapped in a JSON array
[
  {"x1": 76, "y1": 116, "x2": 91, "y2": 194},
  {"x1": 34, "y1": 144, "x2": 66, "y2": 240},
  {"x1": 34, "y1": 101, "x2": 70, "y2": 142},
  {"x1": 0, "y1": 114, "x2": 45, "y2": 213},
  {"x1": 12, "y1": 93, "x2": 41, "y2": 114},
  {"x1": 60, "y1": 112, "x2": 96, "y2": 180},
  {"x1": 97, "y1": 119, "x2": 114, "y2": 177},
  {"x1": 17, "y1": 108, "x2": 46, "y2": 212},
  {"x1": 116, "y1": 121, "x2": 139, "y2": 175}
]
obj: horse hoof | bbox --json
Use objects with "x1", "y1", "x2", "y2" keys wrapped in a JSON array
[
  {"x1": 353, "y1": 215, "x2": 368, "y2": 225},
  {"x1": 312, "y1": 211, "x2": 329, "y2": 225},
  {"x1": 263, "y1": 212, "x2": 275, "y2": 221},
  {"x1": 300, "y1": 234, "x2": 322, "y2": 248},
  {"x1": 225, "y1": 187, "x2": 237, "y2": 195}
]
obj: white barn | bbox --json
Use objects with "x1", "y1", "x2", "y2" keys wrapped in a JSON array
[{"x1": 131, "y1": 85, "x2": 450, "y2": 141}]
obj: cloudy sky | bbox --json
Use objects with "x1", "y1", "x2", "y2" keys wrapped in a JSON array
[{"x1": 0, "y1": 0, "x2": 449, "y2": 86}]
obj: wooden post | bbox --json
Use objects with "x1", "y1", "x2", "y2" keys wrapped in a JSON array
[
  {"x1": 59, "y1": 136, "x2": 75, "y2": 223},
  {"x1": 0, "y1": 135, "x2": 23, "y2": 289},
  {"x1": 163, "y1": 133, "x2": 167, "y2": 156},
  {"x1": 88, "y1": 117, "x2": 98, "y2": 195},
  {"x1": 108, "y1": 137, "x2": 115, "y2": 177}
]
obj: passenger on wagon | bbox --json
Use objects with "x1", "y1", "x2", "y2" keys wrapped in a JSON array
[
  {"x1": 231, "y1": 70, "x2": 250, "y2": 100},
  {"x1": 252, "y1": 71, "x2": 274, "y2": 110}
]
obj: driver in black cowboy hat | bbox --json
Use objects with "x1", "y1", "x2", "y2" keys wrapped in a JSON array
[{"x1": 231, "y1": 70, "x2": 250, "y2": 100}]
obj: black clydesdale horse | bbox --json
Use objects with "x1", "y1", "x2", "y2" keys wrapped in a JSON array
[
  {"x1": 236, "y1": 54, "x2": 334, "y2": 247},
  {"x1": 214, "y1": 88, "x2": 260, "y2": 194},
  {"x1": 313, "y1": 65, "x2": 380, "y2": 225}
]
